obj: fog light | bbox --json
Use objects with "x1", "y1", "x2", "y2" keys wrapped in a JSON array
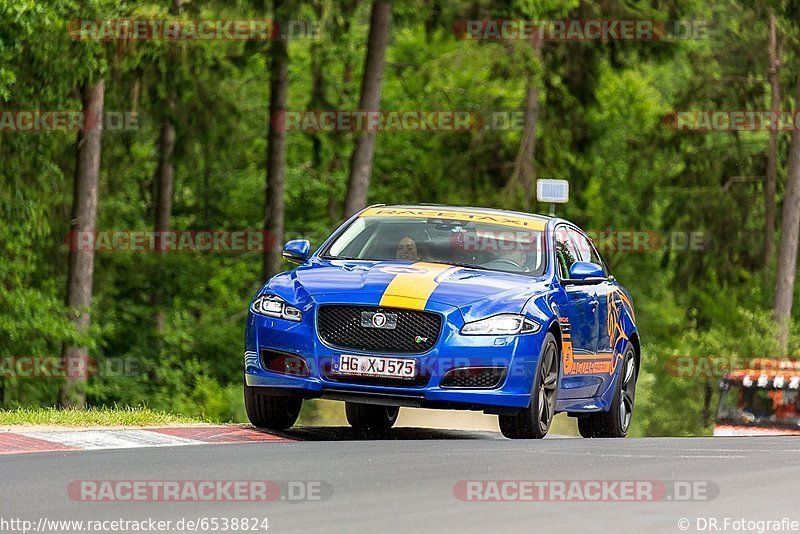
[{"x1": 260, "y1": 349, "x2": 310, "y2": 377}]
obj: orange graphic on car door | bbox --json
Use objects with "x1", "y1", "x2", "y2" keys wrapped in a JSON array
[{"x1": 560, "y1": 316, "x2": 575, "y2": 375}]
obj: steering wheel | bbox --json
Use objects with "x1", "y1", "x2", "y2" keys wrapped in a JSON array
[{"x1": 481, "y1": 259, "x2": 524, "y2": 271}]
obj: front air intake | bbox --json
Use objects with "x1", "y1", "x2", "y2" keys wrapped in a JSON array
[{"x1": 440, "y1": 367, "x2": 507, "y2": 389}]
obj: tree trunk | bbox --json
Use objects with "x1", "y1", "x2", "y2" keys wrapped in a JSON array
[
  {"x1": 702, "y1": 381, "x2": 713, "y2": 427},
  {"x1": 152, "y1": 93, "x2": 176, "y2": 331},
  {"x1": 774, "y1": 75, "x2": 800, "y2": 353},
  {"x1": 153, "y1": 0, "x2": 181, "y2": 329},
  {"x1": 60, "y1": 78, "x2": 105, "y2": 408},
  {"x1": 424, "y1": 0, "x2": 442, "y2": 43},
  {"x1": 764, "y1": 9, "x2": 780, "y2": 266},
  {"x1": 130, "y1": 73, "x2": 141, "y2": 114},
  {"x1": 154, "y1": 99, "x2": 176, "y2": 242},
  {"x1": 264, "y1": 0, "x2": 290, "y2": 279},
  {"x1": 343, "y1": 0, "x2": 392, "y2": 217},
  {"x1": 310, "y1": 39, "x2": 325, "y2": 169},
  {"x1": 505, "y1": 39, "x2": 543, "y2": 205}
]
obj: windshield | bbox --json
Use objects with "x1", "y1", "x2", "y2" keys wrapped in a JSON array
[
  {"x1": 717, "y1": 383, "x2": 800, "y2": 430},
  {"x1": 323, "y1": 214, "x2": 547, "y2": 276}
]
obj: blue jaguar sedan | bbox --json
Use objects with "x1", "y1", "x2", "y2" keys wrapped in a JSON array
[{"x1": 244, "y1": 205, "x2": 639, "y2": 438}]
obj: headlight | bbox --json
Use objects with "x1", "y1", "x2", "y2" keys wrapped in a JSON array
[
  {"x1": 461, "y1": 314, "x2": 540, "y2": 335},
  {"x1": 250, "y1": 295, "x2": 302, "y2": 322}
]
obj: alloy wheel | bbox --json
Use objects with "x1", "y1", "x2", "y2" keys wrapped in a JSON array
[{"x1": 538, "y1": 341, "x2": 558, "y2": 433}]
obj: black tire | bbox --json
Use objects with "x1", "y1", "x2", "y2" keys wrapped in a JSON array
[
  {"x1": 345, "y1": 402, "x2": 399, "y2": 431},
  {"x1": 499, "y1": 332, "x2": 559, "y2": 439},
  {"x1": 244, "y1": 384, "x2": 302, "y2": 430},
  {"x1": 578, "y1": 346, "x2": 637, "y2": 438}
]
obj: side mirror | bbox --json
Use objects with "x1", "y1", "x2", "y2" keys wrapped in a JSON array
[
  {"x1": 568, "y1": 261, "x2": 605, "y2": 281},
  {"x1": 282, "y1": 239, "x2": 311, "y2": 264}
]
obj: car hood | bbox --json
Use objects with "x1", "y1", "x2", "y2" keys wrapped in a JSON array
[{"x1": 267, "y1": 259, "x2": 550, "y2": 319}]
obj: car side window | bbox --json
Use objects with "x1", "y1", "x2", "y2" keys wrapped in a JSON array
[
  {"x1": 554, "y1": 226, "x2": 579, "y2": 279},
  {"x1": 569, "y1": 229, "x2": 606, "y2": 276}
]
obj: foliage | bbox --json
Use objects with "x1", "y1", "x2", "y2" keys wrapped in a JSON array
[{"x1": 2, "y1": 0, "x2": 800, "y2": 435}]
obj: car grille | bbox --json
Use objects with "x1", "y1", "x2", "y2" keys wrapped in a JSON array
[
  {"x1": 322, "y1": 362, "x2": 431, "y2": 388},
  {"x1": 317, "y1": 305, "x2": 442, "y2": 354}
]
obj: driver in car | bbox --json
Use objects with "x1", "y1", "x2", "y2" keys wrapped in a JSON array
[
  {"x1": 504, "y1": 246, "x2": 529, "y2": 272},
  {"x1": 396, "y1": 236, "x2": 420, "y2": 261}
]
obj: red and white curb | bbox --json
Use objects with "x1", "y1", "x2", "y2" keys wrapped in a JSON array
[{"x1": 0, "y1": 426, "x2": 293, "y2": 455}]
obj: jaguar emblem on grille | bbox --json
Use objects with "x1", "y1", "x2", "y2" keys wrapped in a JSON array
[
  {"x1": 361, "y1": 311, "x2": 398, "y2": 330},
  {"x1": 372, "y1": 313, "x2": 387, "y2": 328}
]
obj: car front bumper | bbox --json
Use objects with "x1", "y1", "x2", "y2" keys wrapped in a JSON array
[{"x1": 244, "y1": 296, "x2": 544, "y2": 412}]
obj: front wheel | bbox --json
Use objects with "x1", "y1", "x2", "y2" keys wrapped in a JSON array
[
  {"x1": 244, "y1": 384, "x2": 302, "y2": 430},
  {"x1": 499, "y1": 332, "x2": 559, "y2": 439},
  {"x1": 578, "y1": 346, "x2": 637, "y2": 438},
  {"x1": 345, "y1": 402, "x2": 399, "y2": 431}
]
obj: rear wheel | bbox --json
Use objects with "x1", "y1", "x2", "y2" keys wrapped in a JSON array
[
  {"x1": 244, "y1": 384, "x2": 302, "y2": 430},
  {"x1": 345, "y1": 402, "x2": 399, "y2": 431},
  {"x1": 578, "y1": 346, "x2": 637, "y2": 438},
  {"x1": 499, "y1": 332, "x2": 559, "y2": 439}
]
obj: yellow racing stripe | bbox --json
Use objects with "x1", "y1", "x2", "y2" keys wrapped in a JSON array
[
  {"x1": 379, "y1": 262, "x2": 460, "y2": 310},
  {"x1": 360, "y1": 207, "x2": 546, "y2": 231}
]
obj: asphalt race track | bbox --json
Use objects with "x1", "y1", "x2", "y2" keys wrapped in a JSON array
[{"x1": 2, "y1": 429, "x2": 799, "y2": 534}]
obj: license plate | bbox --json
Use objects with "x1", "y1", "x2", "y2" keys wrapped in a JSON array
[{"x1": 333, "y1": 354, "x2": 416, "y2": 379}]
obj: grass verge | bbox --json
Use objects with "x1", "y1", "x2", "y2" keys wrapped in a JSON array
[{"x1": 0, "y1": 406, "x2": 208, "y2": 427}]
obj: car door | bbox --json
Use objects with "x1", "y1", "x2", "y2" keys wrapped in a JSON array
[
  {"x1": 568, "y1": 229, "x2": 605, "y2": 353},
  {"x1": 569, "y1": 229, "x2": 618, "y2": 393},
  {"x1": 556, "y1": 226, "x2": 608, "y2": 399},
  {"x1": 554, "y1": 226, "x2": 597, "y2": 357}
]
